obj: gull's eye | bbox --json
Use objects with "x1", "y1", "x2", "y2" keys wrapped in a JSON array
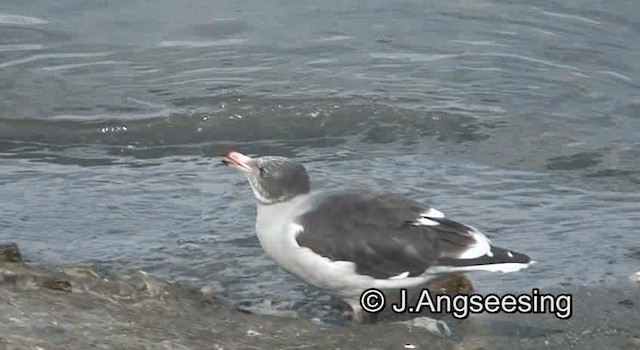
[{"x1": 259, "y1": 167, "x2": 269, "y2": 178}]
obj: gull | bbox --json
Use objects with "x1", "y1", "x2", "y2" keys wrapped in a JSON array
[{"x1": 221, "y1": 151, "x2": 533, "y2": 329}]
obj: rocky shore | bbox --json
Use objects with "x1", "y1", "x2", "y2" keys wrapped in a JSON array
[{"x1": 1, "y1": 243, "x2": 639, "y2": 350}]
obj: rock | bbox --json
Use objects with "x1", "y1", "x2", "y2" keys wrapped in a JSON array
[
  {"x1": 425, "y1": 273, "x2": 474, "y2": 294},
  {"x1": 1, "y1": 242, "x2": 639, "y2": 350},
  {"x1": 41, "y1": 279, "x2": 73, "y2": 292},
  {"x1": 0, "y1": 242, "x2": 456, "y2": 349},
  {"x1": 60, "y1": 266, "x2": 100, "y2": 279},
  {"x1": 0, "y1": 243, "x2": 22, "y2": 263}
]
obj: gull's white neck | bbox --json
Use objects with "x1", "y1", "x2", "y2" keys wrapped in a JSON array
[
  {"x1": 256, "y1": 194, "x2": 309, "y2": 234},
  {"x1": 254, "y1": 193, "x2": 310, "y2": 256}
]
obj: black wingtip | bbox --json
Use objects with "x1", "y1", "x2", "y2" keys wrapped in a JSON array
[
  {"x1": 487, "y1": 246, "x2": 531, "y2": 264},
  {"x1": 440, "y1": 246, "x2": 531, "y2": 267}
]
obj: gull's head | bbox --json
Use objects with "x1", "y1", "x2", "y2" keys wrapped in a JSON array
[{"x1": 221, "y1": 151, "x2": 310, "y2": 204}]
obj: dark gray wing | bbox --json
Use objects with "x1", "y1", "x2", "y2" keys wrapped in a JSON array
[{"x1": 295, "y1": 190, "x2": 529, "y2": 279}]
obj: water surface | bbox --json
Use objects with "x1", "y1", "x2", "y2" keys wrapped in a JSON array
[{"x1": 1, "y1": 0, "x2": 639, "y2": 325}]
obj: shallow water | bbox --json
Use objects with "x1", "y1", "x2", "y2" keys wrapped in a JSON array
[{"x1": 1, "y1": 0, "x2": 639, "y2": 325}]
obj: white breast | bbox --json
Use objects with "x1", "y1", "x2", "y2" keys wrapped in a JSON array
[{"x1": 254, "y1": 195, "x2": 309, "y2": 266}]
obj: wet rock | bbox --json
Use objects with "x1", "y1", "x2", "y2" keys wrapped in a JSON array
[
  {"x1": 41, "y1": 279, "x2": 73, "y2": 292},
  {"x1": 0, "y1": 243, "x2": 22, "y2": 263},
  {"x1": 1, "y1": 243, "x2": 639, "y2": 350},
  {"x1": 60, "y1": 266, "x2": 100, "y2": 279},
  {"x1": 0, "y1": 243, "x2": 453, "y2": 349}
]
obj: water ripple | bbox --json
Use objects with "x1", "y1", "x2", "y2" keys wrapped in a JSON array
[
  {"x1": 451, "y1": 40, "x2": 509, "y2": 47},
  {"x1": 0, "y1": 44, "x2": 43, "y2": 52},
  {"x1": 0, "y1": 52, "x2": 111, "y2": 70},
  {"x1": 472, "y1": 52, "x2": 580, "y2": 71},
  {"x1": 157, "y1": 38, "x2": 247, "y2": 48},
  {"x1": 537, "y1": 8, "x2": 602, "y2": 25},
  {"x1": 595, "y1": 70, "x2": 633, "y2": 82},
  {"x1": 41, "y1": 60, "x2": 129, "y2": 72},
  {"x1": 0, "y1": 14, "x2": 48, "y2": 26},
  {"x1": 370, "y1": 52, "x2": 461, "y2": 62}
]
